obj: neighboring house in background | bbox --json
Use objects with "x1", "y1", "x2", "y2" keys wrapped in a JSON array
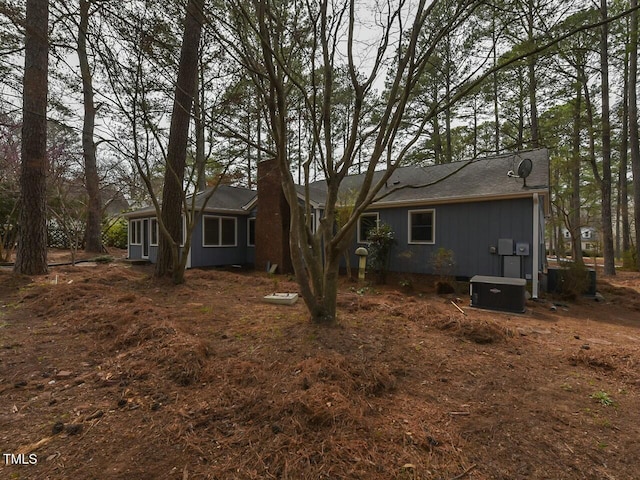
[
  {"x1": 125, "y1": 149, "x2": 550, "y2": 297},
  {"x1": 561, "y1": 226, "x2": 600, "y2": 255},
  {"x1": 103, "y1": 186, "x2": 130, "y2": 219}
]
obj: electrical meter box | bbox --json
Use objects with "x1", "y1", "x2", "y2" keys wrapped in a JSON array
[
  {"x1": 515, "y1": 242, "x2": 530, "y2": 256},
  {"x1": 498, "y1": 238, "x2": 514, "y2": 256}
]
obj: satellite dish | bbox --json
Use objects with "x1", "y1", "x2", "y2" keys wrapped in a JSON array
[
  {"x1": 517, "y1": 158, "x2": 533, "y2": 178},
  {"x1": 516, "y1": 158, "x2": 533, "y2": 187}
]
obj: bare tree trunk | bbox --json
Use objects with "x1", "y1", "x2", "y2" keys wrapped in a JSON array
[
  {"x1": 155, "y1": 0, "x2": 205, "y2": 283},
  {"x1": 78, "y1": 0, "x2": 102, "y2": 253},
  {"x1": 516, "y1": 68, "x2": 525, "y2": 150},
  {"x1": 14, "y1": 0, "x2": 49, "y2": 275},
  {"x1": 193, "y1": 66, "x2": 206, "y2": 193},
  {"x1": 599, "y1": 0, "x2": 616, "y2": 276},
  {"x1": 630, "y1": 0, "x2": 640, "y2": 270},
  {"x1": 570, "y1": 83, "x2": 583, "y2": 265},
  {"x1": 526, "y1": 0, "x2": 539, "y2": 148},
  {"x1": 433, "y1": 114, "x2": 443, "y2": 164},
  {"x1": 444, "y1": 37, "x2": 452, "y2": 163},
  {"x1": 492, "y1": 20, "x2": 500, "y2": 154},
  {"x1": 472, "y1": 96, "x2": 478, "y2": 158},
  {"x1": 527, "y1": 57, "x2": 539, "y2": 148},
  {"x1": 246, "y1": 100, "x2": 252, "y2": 188},
  {"x1": 619, "y1": 37, "x2": 630, "y2": 257}
]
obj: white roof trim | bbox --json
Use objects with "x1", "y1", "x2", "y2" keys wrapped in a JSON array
[{"x1": 364, "y1": 190, "x2": 548, "y2": 210}]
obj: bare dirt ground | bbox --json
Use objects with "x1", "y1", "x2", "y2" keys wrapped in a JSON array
[{"x1": 1, "y1": 250, "x2": 639, "y2": 479}]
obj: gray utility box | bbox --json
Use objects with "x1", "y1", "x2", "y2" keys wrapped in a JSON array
[
  {"x1": 503, "y1": 255, "x2": 521, "y2": 278},
  {"x1": 470, "y1": 275, "x2": 527, "y2": 313},
  {"x1": 498, "y1": 238, "x2": 514, "y2": 256}
]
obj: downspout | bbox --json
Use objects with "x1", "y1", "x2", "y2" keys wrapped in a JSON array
[
  {"x1": 127, "y1": 219, "x2": 131, "y2": 259},
  {"x1": 532, "y1": 193, "x2": 540, "y2": 299}
]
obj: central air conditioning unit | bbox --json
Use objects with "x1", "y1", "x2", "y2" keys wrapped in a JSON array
[
  {"x1": 470, "y1": 275, "x2": 527, "y2": 313},
  {"x1": 546, "y1": 267, "x2": 596, "y2": 297}
]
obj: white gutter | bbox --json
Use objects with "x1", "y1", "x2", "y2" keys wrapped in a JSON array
[
  {"x1": 314, "y1": 189, "x2": 549, "y2": 211},
  {"x1": 532, "y1": 193, "x2": 540, "y2": 299}
]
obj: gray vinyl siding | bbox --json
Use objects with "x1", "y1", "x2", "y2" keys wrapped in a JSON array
[
  {"x1": 128, "y1": 217, "x2": 156, "y2": 262},
  {"x1": 189, "y1": 213, "x2": 250, "y2": 267},
  {"x1": 148, "y1": 246, "x2": 158, "y2": 263},
  {"x1": 128, "y1": 214, "x2": 252, "y2": 267},
  {"x1": 538, "y1": 197, "x2": 546, "y2": 273},
  {"x1": 350, "y1": 198, "x2": 535, "y2": 279},
  {"x1": 128, "y1": 244, "x2": 142, "y2": 260}
]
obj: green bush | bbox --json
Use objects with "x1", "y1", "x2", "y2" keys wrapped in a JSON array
[
  {"x1": 103, "y1": 217, "x2": 128, "y2": 249},
  {"x1": 430, "y1": 247, "x2": 455, "y2": 277},
  {"x1": 367, "y1": 223, "x2": 396, "y2": 284},
  {"x1": 430, "y1": 247, "x2": 456, "y2": 294}
]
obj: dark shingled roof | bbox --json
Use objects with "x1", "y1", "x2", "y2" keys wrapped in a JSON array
[
  {"x1": 124, "y1": 184, "x2": 257, "y2": 218},
  {"x1": 125, "y1": 149, "x2": 549, "y2": 218},
  {"x1": 309, "y1": 148, "x2": 549, "y2": 207}
]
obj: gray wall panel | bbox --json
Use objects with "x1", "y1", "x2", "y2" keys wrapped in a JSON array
[
  {"x1": 190, "y1": 214, "x2": 249, "y2": 267},
  {"x1": 348, "y1": 197, "x2": 535, "y2": 279}
]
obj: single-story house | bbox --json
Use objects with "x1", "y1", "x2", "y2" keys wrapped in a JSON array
[{"x1": 125, "y1": 148, "x2": 550, "y2": 296}]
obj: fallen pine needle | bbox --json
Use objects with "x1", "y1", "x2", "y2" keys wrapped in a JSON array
[
  {"x1": 449, "y1": 463, "x2": 477, "y2": 479},
  {"x1": 16, "y1": 436, "x2": 53, "y2": 455}
]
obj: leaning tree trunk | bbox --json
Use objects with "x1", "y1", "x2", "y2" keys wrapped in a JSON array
[
  {"x1": 193, "y1": 64, "x2": 207, "y2": 193},
  {"x1": 78, "y1": 0, "x2": 103, "y2": 254},
  {"x1": 14, "y1": 0, "x2": 49, "y2": 276},
  {"x1": 155, "y1": 0, "x2": 205, "y2": 283}
]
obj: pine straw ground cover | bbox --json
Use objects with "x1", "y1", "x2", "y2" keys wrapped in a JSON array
[{"x1": 0, "y1": 262, "x2": 639, "y2": 479}]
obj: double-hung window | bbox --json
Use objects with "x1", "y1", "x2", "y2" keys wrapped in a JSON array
[
  {"x1": 357, "y1": 213, "x2": 379, "y2": 243},
  {"x1": 130, "y1": 219, "x2": 142, "y2": 245},
  {"x1": 408, "y1": 209, "x2": 435, "y2": 244}
]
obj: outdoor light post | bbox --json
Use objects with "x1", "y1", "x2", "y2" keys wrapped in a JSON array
[{"x1": 355, "y1": 247, "x2": 368, "y2": 282}]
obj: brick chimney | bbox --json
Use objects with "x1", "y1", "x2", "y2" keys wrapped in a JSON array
[{"x1": 255, "y1": 158, "x2": 293, "y2": 273}]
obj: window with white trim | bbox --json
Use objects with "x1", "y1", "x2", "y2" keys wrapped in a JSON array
[
  {"x1": 203, "y1": 215, "x2": 237, "y2": 247},
  {"x1": 247, "y1": 218, "x2": 256, "y2": 246},
  {"x1": 130, "y1": 219, "x2": 142, "y2": 245},
  {"x1": 408, "y1": 209, "x2": 435, "y2": 244},
  {"x1": 357, "y1": 213, "x2": 379, "y2": 243},
  {"x1": 150, "y1": 218, "x2": 158, "y2": 246}
]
